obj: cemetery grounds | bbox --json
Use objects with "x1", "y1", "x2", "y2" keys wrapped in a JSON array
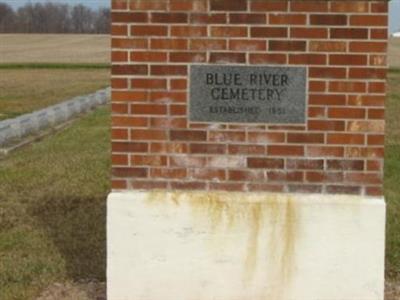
[{"x1": 0, "y1": 35, "x2": 399, "y2": 299}]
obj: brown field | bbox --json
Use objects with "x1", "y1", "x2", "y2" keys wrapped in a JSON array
[
  {"x1": 0, "y1": 69, "x2": 110, "y2": 120},
  {"x1": 389, "y1": 37, "x2": 400, "y2": 68},
  {"x1": 0, "y1": 34, "x2": 110, "y2": 64}
]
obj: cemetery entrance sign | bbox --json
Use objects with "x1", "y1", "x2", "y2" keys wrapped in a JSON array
[{"x1": 190, "y1": 65, "x2": 306, "y2": 124}]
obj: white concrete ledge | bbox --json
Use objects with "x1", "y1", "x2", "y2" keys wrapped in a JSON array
[{"x1": 107, "y1": 191, "x2": 386, "y2": 300}]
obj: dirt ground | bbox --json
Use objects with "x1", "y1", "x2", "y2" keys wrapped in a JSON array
[{"x1": 0, "y1": 34, "x2": 110, "y2": 64}]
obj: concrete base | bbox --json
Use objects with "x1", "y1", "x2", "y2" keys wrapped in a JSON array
[{"x1": 107, "y1": 191, "x2": 386, "y2": 300}]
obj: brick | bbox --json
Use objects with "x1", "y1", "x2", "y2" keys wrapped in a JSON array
[
  {"x1": 170, "y1": 0, "x2": 207, "y2": 11},
  {"x1": 309, "y1": 94, "x2": 346, "y2": 106},
  {"x1": 131, "y1": 79, "x2": 167, "y2": 90},
  {"x1": 112, "y1": 129, "x2": 129, "y2": 140},
  {"x1": 308, "y1": 107, "x2": 326, "y2": 118},
  {"x1": 170, "y1": 52, "x2": 207, "y2": 63},
  {"x1": 131, "y1": 129, "x2": 167, "y2": 141},
  {"x1": 171, "y1": 25, "x2": 207, "y2": 37},
  {"x1": 113, "y1": 91, "x2": 147, "y2": 102},
  {"x1": 209, "y1": 156, "x2": 246, "y2": 168},
  {"x1": 350, "y1": 15, "x2": 387, "y2": 27},
  {"x1": 112, "y1": 0, "x2": 127, "y2": 10},
  {"x1": 289, "y1": 54, "x2": 326, "y2": 65},
  {"x1": 249, "y1": 53, "x2": 286, "y2": 64},
  {"x1": 250, "y1": 1, "x2": 288, "y2": 11},
  {"x1": 132, "y1": 155, "x2": 167, "y2": 166},
  {"x1": 287, "y1": 159, "x2": 324, "y2": 170},
  {"x1": 309, "y1": 41, "x2": 346, "y2": 52},
  {"x1": 326, "y1": 185, "x2": 361, "y2": 195},
  {"x1": 131, "y1": 51, "x2": 167, "y2": 62},
  {"x1": 210, "y1": 0, "x2": 247, "y2": 11},
  {"x1": 331, "y1": 1, "x2": 369, "y2": 13},
  {"x1": 210, "y1": 52, "x2": 246, "y2": 63},
  {"x1": 347, "y1": 120, "x2": 384, "y2": 133},
  {"x1": 348, "y1": 95, "x2": 385, "y2": 106},
  {"x1": 112, "y1": 79, "x2": 128, "y2": 89},
  {"x1": 268, "y1": 171, "x2": 304, "y2": 182},
  {"x1": 152, "y1": 168, "x2": 187, "y2": 179},
  {"x1": 371, "y1": 29, "x2": 388, "y2": 40},
  {"x1": 190, "y1": 39, "x2": 226, "y2": 50},
  {"x1": 290, "y1": 1, "x2": 328, "y2": 12},
  {"x1": 270, "y1": 14, "x2": 307, "y2": 25},
  {"x1": 190, "y1": 13, "x2": 227, "y2": 24},
  {"x1": 130, "y1": 181, "x2": 168, "y2": 189},
  {"x1": 251, "y1": 27, "x2": 287, "y2": 38},
  {"x1": 112, "y1": 25, "x2": 128, "y2": 36},
  {"x1": 345, "y1": 147, "x2": 384, "y2": 158},
  {"x1": 229, "y1": 40, "x2": 266, "y2": 51},
  {"x1": 171, "y1": 181, "x2": 206, "y2": 190},
  {"x1": 113, "y1": 116, "x2": 147, "y2": 127},
  {"x1": 287, "y1": 133, "x2": 324, "y2": 144},
  {"x1": 307, "y1": 146, "x2": 344, "y2": 157},
  {"x1": 371, "y1": 2, "x2": 388, "y2": 13},
  {"x1": 113, "y1": 167, "x2": 148, "y2": 178},
  {"x1": 151, "y1": 39, "x2": 188, "y2": 50},
  {"x1": 112, "y1": 180, "x2": 127, "y2": 189},
  {"x1": 228, "y1": 145, "x2": 265, "y2": 155},
  {"x1": 329, "y1": 81, "x2": 366, "y2": 93},
  {"x1": 112, "y1": 12, "x2": 148, "y2": 23},
  {"x1": 268, "y1": 145, "x2": 304, "y2": 156},
  {"x1": 170, "y1": 130, "x2": 207, "y2": 141},
  {"x1": 309, "y1": 81, "x2": 326, "y2": 92},
  {"x1": 247, "y1": 183, "x2": 284, "y2": 192},
  {"x1": 327, "y1": 160, "x2": 364, "y2": 171},
  {"x1": 150, "y1": 117, "x2": 187, "y2": 129},
  {"x1": 306, "y1": 172, "x2": 343, "y2": 183},
  {"x1": 130, "y1": 1, "x2": 167, "y2": 10},
  {"x1": 330, "y1": 28, "x2": 368, "y2": 39},
  {"x1": 131, "y1": 25, "x2": 167, "y2": 36},
  {"x1": 327, "y1": 134, "x2": 365, "y2": 145},
  {"x1": 369, "y1": 55, "x2": 387, "y2": 66},
  {"x1": 190, "y1": 169, "x2": 225, "y2": 181},
  {"x1": 111, "y1": 103, "x2": 132, "y2": 118},
  {"x1": 189, "y1": 143, "x2": 226, "y2": 154},
  {"x1": 269, "y1": 40, "x2": 306, "y2": 52},
  {"x1": 152, "y1": 13, "x2": 188, "y2": 23},
  {"x1": 170, "y1": 105, "x2": 187, "y2": 115},
  {"x1": 229, "y1": 170, "x2": 265, "y2": 181},
  {"x1": 365, "y1": 186, "x2": 383, "y2": 197},
  {"x1": 349, "y1": 68, "x2": 386, "y2": 79},
  {"x1": 210, "y1": 182, "x2": 246, "y2": 192},
  {"x1": 310, "y1": 14, "x2": 347, "y2": 26},
  {"x1": 247, "y1": 158, "x2": 284, "y2": 169},
  {"x1": 328, "y1": 107, "x2": 366, "y2": 119},
  {"x1": 170, "y1": 79, "x2": 187, "y2": 90},
  {"x1": 150, "y1": 91, "x2": 187, "y2": 103},
  {"x1": 248, "y1": 132, "x2": 285, "y2": 144},
  {"x1": 111, "y1": 38, "x2": 147, "y2": 49},
  {"x1": 230, "y1": 13, "x2": 266, "y2": 24},
  {"x1": 151, "y1": 65, "x2": 187, "y2": 76},
  {"x1": 308, "y1": 120, "x2": 345, "y2": 131},
  {"x1": 209, "y1": 131, "x2": 246, "y2": 142},
  {"x1": 309, "y1": 67, "x2": 346, "y2": 78},
  {"x1": 211, "y1": 26, "x2": 247, "y2": 37},
  {"x1": 368, "y1": 82, "x2": 386, "y2": 94},
  {"x1": 349, "y1": 42, "x2": 387, "y2": 53},
  {"x1": 367, "y1": 160, "x2": 383, "y2": 171},
  {"x1": 112, "y1": 65, "x2": 148, "y2": 75},
  {"x1": 290, "y1": 27, "x2": 327, "y2": 39},
  {"x1": 329, "y1": 54, "x2": 367, "y2": 66},
  {"x1": 131, "y1": 104, "x2": 167, "y2": 115},
  {"x1": 112, "y1": 51, "x2": 128, "y2": 62},
  {"x1": 112, "y1": 142, "x2": 148, "y2": 153},
  {"x1": 368, "y1": 109, "x2": 385, "y2": 120},
  {"x1": 345, "y1": 173, "x2": 383, "y2": 185}
]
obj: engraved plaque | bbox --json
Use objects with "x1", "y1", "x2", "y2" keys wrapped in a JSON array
[{"x1": 190, "y1": 65, "x2": 307, "y2": 124}]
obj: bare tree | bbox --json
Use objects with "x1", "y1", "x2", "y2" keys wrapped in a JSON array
[{"x1": 0, "y1": 1, "x2": 110, "y2": 34}]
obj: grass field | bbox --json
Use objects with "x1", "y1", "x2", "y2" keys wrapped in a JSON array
[
  {"x1": 0, "y1": 34, "x2": 110, "y2": 64},
  {"x1": 0, "y1": 69, "x2": 109, "y2": 120},
  {"x1": 389, "y1": 37, "x2": 400, "y2": 68}
]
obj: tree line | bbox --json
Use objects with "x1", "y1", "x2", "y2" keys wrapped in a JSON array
[{"x1": 0, "y1": 2, "x2": 110, "y2": 33}]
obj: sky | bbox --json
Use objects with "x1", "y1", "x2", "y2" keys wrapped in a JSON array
[{"x1": 2, "y1": 0, "x2": 400, "y2": 33}]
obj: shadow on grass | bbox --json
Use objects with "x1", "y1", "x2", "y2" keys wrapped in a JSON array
[{"x1": 30, "y1": 195, "x2": 107, "y2": 281}]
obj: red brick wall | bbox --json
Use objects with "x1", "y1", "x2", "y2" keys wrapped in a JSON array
[{"x1": 111, "y1": 0, "x2": 388, "y2": 196}]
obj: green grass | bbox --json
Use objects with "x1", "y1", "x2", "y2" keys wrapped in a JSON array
[
  {"x1": 0, "y1": 72, "x2": 399, "y2": 299},
  {"x1": 0, "y1": 107, "x2": 110, "y2": 300},
  {"x1": 0, "y1": 63, "x2": 110, "y2": 70},
  {"x1": 385, "y1": 71, "x2": 400, "y2": 279}
]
